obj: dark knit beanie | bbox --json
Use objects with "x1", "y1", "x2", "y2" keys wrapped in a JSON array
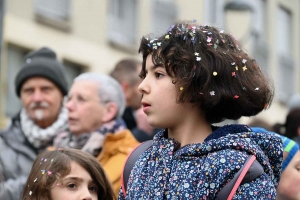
[{"x1": 15, "y1": 47, "x2": 68, "y2": 97}]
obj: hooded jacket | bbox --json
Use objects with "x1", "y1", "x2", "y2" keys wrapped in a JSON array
[
  {"x1": 97, "y1": 129, "x2": 140, "y2": 194},
  {"x1": 118, "y1": 124, "x2": 283, "y2": 199},
  {"x1": 0, "y1": 117, "x2": 37, "y2": 200}
]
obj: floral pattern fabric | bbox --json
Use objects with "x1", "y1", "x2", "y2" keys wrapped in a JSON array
[{"x1": 118, "y1": 124, "x2": 283, "y2": 200}]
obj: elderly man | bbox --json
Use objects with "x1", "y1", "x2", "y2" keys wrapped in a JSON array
[
  {"x1": 0, "y1": 47, "x2": 68, "y2": 200},
  {"x1": 53, "y1": 72, "x2": 140, "y2": 194}
]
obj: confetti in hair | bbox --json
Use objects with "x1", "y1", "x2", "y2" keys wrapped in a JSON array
[
  {"x1": 207, "y1": 36, "x2": 212, "y2": 42},
  {"x1": 138, "y1": 20, "x2": 272, "y2": 121}
]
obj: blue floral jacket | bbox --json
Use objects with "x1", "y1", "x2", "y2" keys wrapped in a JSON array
[{"x1": 118, "y1": 124, "x2": 283, "y2": 199}]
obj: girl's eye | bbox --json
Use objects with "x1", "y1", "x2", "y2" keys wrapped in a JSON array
[
  {"x1": 67, "y1": 183, "x2": 77, "y2": 189},
  {"x1": 88, "y1": 186, "x2": 98, "y2": 192},
  {"x1": 155, "y1": 72, "x2": 164, "y2": 79}
]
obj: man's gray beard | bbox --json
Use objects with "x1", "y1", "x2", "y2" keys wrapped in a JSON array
[{"x1": 34, "y1": 109, "x2": 44, "y2": 120}]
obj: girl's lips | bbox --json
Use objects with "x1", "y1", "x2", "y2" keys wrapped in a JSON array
[
  {"x1": 142, "y1": 102, "x2": 151, "y2": 107},
  {"x1": 142, "y1": 102, "x2": 151, "y2": 113}
]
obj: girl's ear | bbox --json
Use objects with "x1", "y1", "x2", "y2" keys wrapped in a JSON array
[{"x1": 101, "y1": 102, "x2": 118, "y2": 122}]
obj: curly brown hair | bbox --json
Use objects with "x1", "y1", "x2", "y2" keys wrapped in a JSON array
[
  {"x1": 139, "y1": 20, "x2": 274, "y2": 123},
  {"x1": 22, "y1": 148, "x2": 116, "y2": 200}
]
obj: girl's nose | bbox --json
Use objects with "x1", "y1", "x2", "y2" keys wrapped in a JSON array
[
  {"x1": 138, "y1": 79, "x2": 149, "y2": 95},
  {"x1": 80, "y1": 189, "x2": 93, "y2": 200}
]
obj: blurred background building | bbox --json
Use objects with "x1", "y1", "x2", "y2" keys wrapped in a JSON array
[{"x1": 0, "y1": 0, "x2": 299, "y2": 128}]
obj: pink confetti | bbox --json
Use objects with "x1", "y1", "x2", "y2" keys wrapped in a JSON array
[{"x1": 207, "y1": 36, "x2": 212, "y2": 42}]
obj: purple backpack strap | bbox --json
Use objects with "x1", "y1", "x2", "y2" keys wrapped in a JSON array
[
  {"x1": 216, "y1": 155, "x2": 264, "y2": 200},
  {"x1": 121, "y1": 140, "x2": 153, "y2": 196}
]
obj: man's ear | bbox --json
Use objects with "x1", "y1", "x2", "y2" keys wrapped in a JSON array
[
  {"x1": 121, "y1": 82, "x2": 131, "y2": 100},
  {"x1": 102, "y1": 102, "x2": 118, "y2": 122},
  {"x1": 297, "y1": 126, "x2": 300, "y2": 137}
]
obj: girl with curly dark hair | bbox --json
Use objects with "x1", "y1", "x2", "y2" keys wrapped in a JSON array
[{"x1": 119, "y1": 20, "x2": 283, "y2": 199}]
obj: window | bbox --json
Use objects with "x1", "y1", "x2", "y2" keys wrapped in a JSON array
[
  {"x1": 63, "y1": 60, "x2": 85, "y2": 89},
  {"x1": 35, "y1": 0, "x2": 70, "y2": 21},
  {"x1": 34, "y1": 0, "x2": 71, "y2": 31},
  {"x1": 5, "y1": 45, "x2": 29, "y2": 118},
  {"x1": 107, "y1": 0, "x2": 138, "y2": 48},
  {"x1": 277, "y1": 6, "x2": 294, "y2": 103},
  {"x1": 151, "y1": 0, "x2": 177, "y2": 35},
  {"x1": 204, "y1": 0, "x2": 226, "y2": 27},
  {"x1": 206, "y1": 0, "x2": 269, "y2": 73},
  {"x1": 204, "y1": 0, "x2": 218, "y2": 26}
]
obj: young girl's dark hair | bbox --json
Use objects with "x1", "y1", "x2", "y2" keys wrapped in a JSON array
[
  {"x1": 22, "y1": 148, "x2": 116, "y2": 200},
  {"x1": 139, "y1": 20, "x2": 274, "y2": 123}
]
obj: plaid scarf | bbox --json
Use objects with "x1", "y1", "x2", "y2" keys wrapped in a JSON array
[
  {"x1": 21, "y1": 107, "x2": 68, "y2": 149},
  {"x1": 53, "y1": 118, "x2": 127, "y2": 157}
]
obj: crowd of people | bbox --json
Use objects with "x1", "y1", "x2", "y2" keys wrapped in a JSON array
[{"x1": 0, "y1": 20, "x2": 299, "y2": 200}]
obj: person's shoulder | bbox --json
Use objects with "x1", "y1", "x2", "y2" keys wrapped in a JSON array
[
  {"x1": 248, "y1": 127, "x2": 282, "y2": 145},
  {"x1": 105, "y1": 129, "x2": 140, "y2": 153},
  {"x1": 0, "y1": 118, "x2": 21, "y2": 137},
  {"x1": 206, "y1": 148, "x2": 248, "y2": 165},
  {"x1": 201, "y1": 149, "x2": 250, "y2": 187}
]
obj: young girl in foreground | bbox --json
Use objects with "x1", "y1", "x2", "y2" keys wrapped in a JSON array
[
  {"x1": 22, "y1": 148, "x2": 116, "y2": 200},
  {"x1": 119, "y1": 20, "x2": 283, "y2": 199}
]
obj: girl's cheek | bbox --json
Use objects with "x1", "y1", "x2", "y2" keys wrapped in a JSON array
[{"x1": 284, "y1": 177, "x2": 300, "y2": 197}]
